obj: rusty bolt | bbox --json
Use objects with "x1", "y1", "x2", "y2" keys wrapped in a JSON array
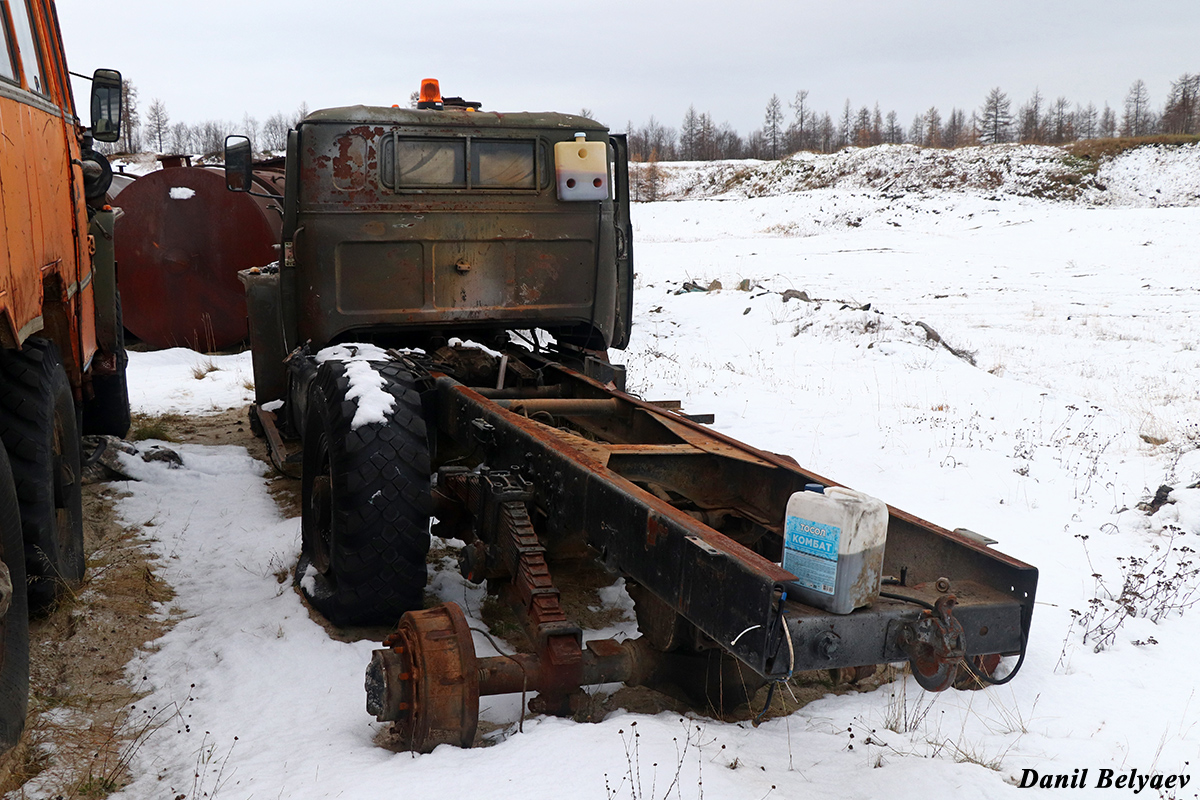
[
  {"x1": 455, "y1": 259, "x2": 471, "y2": 273},
  {"x1": 814, "y1": 631, "x2": 841, "y2": 660},
  {"x1": 935, "y1": 577, "x2": 952, "y2": 593}
]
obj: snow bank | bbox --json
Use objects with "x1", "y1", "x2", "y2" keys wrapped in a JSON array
[
  {"x1": 1090, "y1": 144, "x2": 1200, "y2": 206},
  {"x1": 126, "y1": 349, "x2": 254, "y2": 415},
  {"x1": 636, "y1": 142, "x2": 1200, "y2": 207}
]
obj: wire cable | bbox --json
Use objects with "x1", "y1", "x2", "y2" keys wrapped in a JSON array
[{"x1": 879, "y1": 590, "x2": 937, "y2": 611}]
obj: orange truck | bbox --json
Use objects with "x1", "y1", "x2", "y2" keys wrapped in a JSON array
[{"x1": 0, "y1": 0, "x2": 125, "y2": 756}]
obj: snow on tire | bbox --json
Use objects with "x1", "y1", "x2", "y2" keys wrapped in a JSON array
[{"x1": 299, "y1": 358, "x2": 431, "y2": 627}]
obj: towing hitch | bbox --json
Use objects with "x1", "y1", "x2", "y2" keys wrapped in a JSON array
[{"x1": 895, "y1": 594, "x2": 967, "y2": 692}]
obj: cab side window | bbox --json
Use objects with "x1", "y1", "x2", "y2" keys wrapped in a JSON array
[
  {"x1": 6, "y1": 0, "x2": 46, "y2": 94},
  {"x1": 0, "y1": 2, "x2": 16, "y2": 81}
]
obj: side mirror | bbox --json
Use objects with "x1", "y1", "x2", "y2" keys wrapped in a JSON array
[
  {"x1": 225, "y1": 135, "x2": 253, "y2": 192},
  {"x1": 90, "y1": 69, "x2": 122, "y2": 143}
]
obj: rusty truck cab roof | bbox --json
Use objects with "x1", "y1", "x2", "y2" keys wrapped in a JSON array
[{"x1": 302, "y1": 105, "x2": 608, "y2": 133}]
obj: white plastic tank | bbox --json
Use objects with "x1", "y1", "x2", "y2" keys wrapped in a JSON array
[
  {"x1": 554, "y1": 133, "x2": 609, "y2": 201},
  {"x1": 782, "y1": 486, "x2": 888, "y2": 614}
]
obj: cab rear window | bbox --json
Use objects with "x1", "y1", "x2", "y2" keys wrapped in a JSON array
[
  {"x1": 472, "y1": 140, "x2": 535, "y2": 188},
  {"x1": 380, "y1": 135, "x2": 537, "y2": 191}
]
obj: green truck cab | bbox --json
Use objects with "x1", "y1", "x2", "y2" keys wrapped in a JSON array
[{"x1": 229, "y1": 95, "x2": 634, "y2": 418}]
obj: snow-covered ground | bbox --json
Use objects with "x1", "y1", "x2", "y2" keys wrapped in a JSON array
[{"x1": 76, "y1": 145, "x2": 1200, "y2": 798}]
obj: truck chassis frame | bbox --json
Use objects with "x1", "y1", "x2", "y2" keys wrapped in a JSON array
[{"x1": 257, "y1": 344, "x2": 1037, "y2": 752}]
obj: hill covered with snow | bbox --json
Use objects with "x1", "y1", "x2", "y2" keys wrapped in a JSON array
[{"x1": 633, "y1": 142, "x2": 1200, "y2": 207}]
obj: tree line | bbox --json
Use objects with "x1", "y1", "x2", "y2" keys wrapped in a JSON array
[
  {"x1": 627, "y1": 73, "x2": 1200, "y2": 162},
  {"x1": 100, "y1": 81, "x2": 309, "y2": 157},
  {"x1": 103, "y1": 72, "x2": 1199, "y2": 163}
]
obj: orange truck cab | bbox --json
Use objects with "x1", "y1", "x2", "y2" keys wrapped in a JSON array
[{"x1": 0, "y1": 0, "x2": 125, "y2": 759}]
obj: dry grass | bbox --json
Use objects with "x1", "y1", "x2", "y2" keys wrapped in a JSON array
[
  {"x1": 0, "y1": 485, "x2": 174, "y2": 797},
  {"x1": 189, "y1": 358, "x2": 220, "y2": 380},
  {"x1": 128, "y1": 412, "x2": 190, "y2": 443},
  {"x1": 1066, "y1": 134, "x2": 1200, "y2": 161}
]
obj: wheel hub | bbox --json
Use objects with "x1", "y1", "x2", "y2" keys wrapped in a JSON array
[{"x1": 366, "y1": 602, "x2": 479, "y2": 753}]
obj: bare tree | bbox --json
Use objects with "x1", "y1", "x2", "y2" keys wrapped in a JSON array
[
  {"x1": 923, "y1": 107, "x2": 943, "y2": 147},
  {"x1": 1018, "y1": 88, "x2": 1044, "y2": 143},
  {"x1": 1099, "y1": 104, "x2": 1118, "y2": 138},
  {"x1": 119, "y1": 80, "x2": 140, "y2": 153},
  {"x1": 1162, "y1": 73, "x2": 1199, "y2": 135},
  {"x1": 1075, "y1": 103, "x2": 1098, "y2": 139},
  {"x1": 966, "y1": 110, "x2": 982, "y2": 145},
  {"x1": 908, "y1": 113, "x2": 924, "y2": 145},
  {"x1": 942, "y1": 108, "x2": 966, "y2": 148},
  {"x1": 1048, "y1": 97, "x2": 1073, "y2": 143},
  {"x1": 145, "y1": 98, "x2": 169, "y2": 153},
  {"x1": 169, "y1": 121, "x2": 192, "y2": 154},
  {"x1": 852, "y1": 105, "x2": 872, "y2": 147},
  {"x1": 763, "y1": 94, "x2": 784, "y2": 159},
  {"x1": 980, "y1": 87, "x2": 1011, "y2": 144},
  {"x1": 714, "y1": 121, "x2": 743, "y2": 159},
  {"x1": 242, "y1": 113, "x2": 260, "y2": 152},
  {"x1": 290, "y1": 102, "x2": 310, "y2": 129},
  {"x1": 696, "y1": 112, "x2": 717, "y2": 160},
  {"x1": 631, "y1": 116, "x2": 675, "y2": 162},
  {"x1": 199, "y1": 120, "x2": 230, "y2": 156},
  {"x1": 1121, "y1": 79, "x2": 1152, "y2": 137},
  {"x1": 838, "y1": 100, "x2": 852, "y2": 149},
  {"x1": 884, "y1": 110, "x2": 903, "y2": 144},
  {"x1": 679, "y1": 105, "x2": 700, "y2": 160},
  {"x1": 262, "y1": 112, "x2": 290, "y2": 151},
  {"x1": 787, "y1": 89, "x2": 809, "y2": 152}
]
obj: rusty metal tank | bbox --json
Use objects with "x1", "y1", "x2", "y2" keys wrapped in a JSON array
[{"x1": 114, "y1": 156, "x2": 284, "y2": 351}]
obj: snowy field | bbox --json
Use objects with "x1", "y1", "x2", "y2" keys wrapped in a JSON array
[{"x1": 67, "y1": 145, "x2": 1200, "y2": 799}]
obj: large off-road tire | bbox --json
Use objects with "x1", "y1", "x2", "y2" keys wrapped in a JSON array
[
  {"x1": 299, "y1": 359, "x2": 431, "y2": 627},
  {"x1": 0, "y1": 437, "x2": 29, "y2": 753},
  {"x1": 0, "y1": 338, "x2": 85, "y2": 612},
  {"x1": 83, "y1": 292, "x2": 131, "y2": 438}
]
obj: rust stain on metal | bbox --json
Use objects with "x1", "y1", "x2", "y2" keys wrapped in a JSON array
[
  {"x1": 114, "y1": 165, "x2": 282, "y2": 350},
  {"x1": 443, "y1": 379, "x2": 796, "y2": 584},
  {"x1": 646, "y1": 513, "x2": 668, "y2": 548},
  {"x1": 371, "y1": 603, "x2": 479, "y2": 752}
]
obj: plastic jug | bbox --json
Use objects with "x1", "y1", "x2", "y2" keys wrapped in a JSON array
[
  {"x1": 554, "y1": 133, "x2": 608, "y2": 201},
  {"x1": 782, "y1": 486, "x2": 888, "y2": 614}
]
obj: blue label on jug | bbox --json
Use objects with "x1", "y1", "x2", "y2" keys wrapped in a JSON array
[{"x1": 783, "y1": 516, "x2": 840, "y2": 596}]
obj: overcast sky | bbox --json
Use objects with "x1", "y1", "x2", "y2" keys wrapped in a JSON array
[{"x1": 57, "y1": 0, "x2": 1199, "y2": 136}]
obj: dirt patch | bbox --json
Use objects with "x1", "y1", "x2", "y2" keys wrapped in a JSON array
[
  {"x1": 0, "y1": 485, "x2": 172, "y2": 797},
  {"x1": 1, "y1": 405, "x2": 304, "y2": 798},
  {"x1": 130, "y1": 408, "x2": 302, "y2": 521}
]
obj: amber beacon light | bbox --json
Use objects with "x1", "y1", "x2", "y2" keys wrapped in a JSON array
[{"x1": 418, "y1": 79, "x2": 443, "y2": 110}]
